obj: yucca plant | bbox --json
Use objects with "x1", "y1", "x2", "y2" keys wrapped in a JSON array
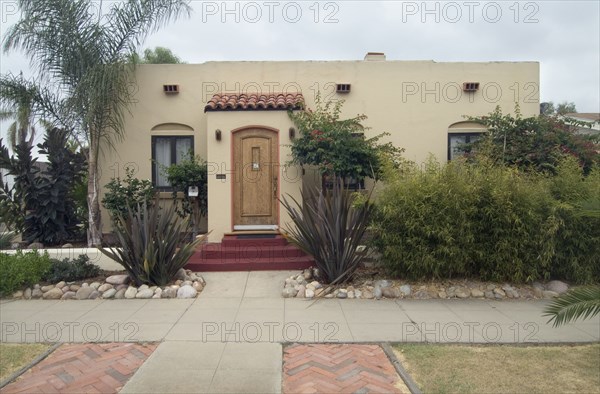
[
  {"x1": 543, "y1": 286, "x2": 600, "y2": 327},
  {"x1": 280, "y1": 179, "x2": 373, "y2": 284},
  {"x1": 100, "y1": 200, "x2": 206, "y2": 287}
]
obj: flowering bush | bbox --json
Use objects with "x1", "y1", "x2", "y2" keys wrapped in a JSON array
[{"x1": 288, "y1": 94, "x2": 403, "y2": 184}]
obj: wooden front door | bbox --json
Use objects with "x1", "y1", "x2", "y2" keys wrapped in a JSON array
[{"x1": 233, "y1": 128, "x2": 279, "y2": 229}]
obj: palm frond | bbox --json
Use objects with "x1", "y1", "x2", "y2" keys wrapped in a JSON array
[
  {"x1": 104, "y1": 0, "x2": 192, "y2": 60},
  {"x1": 0, "y1": 109, "x2": 15, "y2": 121},
  {"x1": 543, "y1": 286, "x2": 600, "y2": 327},
  {"x1": 3, "y1": 0, "x2": 102, "y2": 87}
]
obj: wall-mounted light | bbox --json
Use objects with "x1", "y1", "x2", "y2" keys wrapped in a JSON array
[
  {"x1": 289, "y1": 127, "x2": 296, "y2": 140},
  {"x1": 215, "y1": 129, "x2": 222, "y2": 141}
]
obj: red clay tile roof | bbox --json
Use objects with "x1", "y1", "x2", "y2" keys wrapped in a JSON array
[{"x1": 204, "y1": 93, "x2": 304, "y2": 112}]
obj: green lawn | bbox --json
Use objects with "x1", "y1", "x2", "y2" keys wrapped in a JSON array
[
  {"x1": 0, "y1": 343, "x2": 53, "y2": 382},
  {"x1": 394, "y1": 344, "x2": 600, "y2": 394}
]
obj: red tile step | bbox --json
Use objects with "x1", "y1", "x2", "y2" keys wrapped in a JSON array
[{"x1": 186, "y1": 234, "x2": 315, "y2": 272}]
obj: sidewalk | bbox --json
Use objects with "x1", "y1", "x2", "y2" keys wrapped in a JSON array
[{"x1": 1, "y1": 271, "x2": 598, "y2": 393}]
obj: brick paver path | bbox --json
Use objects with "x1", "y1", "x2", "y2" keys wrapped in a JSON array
[
  {"x1": 1, "y1": 343, "x2": 157, "y2": 394},
  {"x1": 283, "y1": 344, "x2": 406, "y2": 394}
]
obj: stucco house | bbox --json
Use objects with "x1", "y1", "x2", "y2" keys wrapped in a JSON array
[{"x1": 98, "y1": 53, "x2": 539, "y2": 263}]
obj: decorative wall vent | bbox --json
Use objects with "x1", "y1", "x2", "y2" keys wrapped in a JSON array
[
  {"x1": 336, "y1": 84, "x2": 351, "y2": 93},
  {"x1": 163, "y1": 84, "x2": 179, "y2": 94},
  {"x1": 463, "y1": 82, "x2": 480, "y2": 92}
]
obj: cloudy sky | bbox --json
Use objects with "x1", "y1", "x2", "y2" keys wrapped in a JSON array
[{"x1": 0, "y1": 0, "x2": 599, "y2": 145}]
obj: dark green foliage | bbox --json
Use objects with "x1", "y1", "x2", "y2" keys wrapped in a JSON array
[
  {"x1": 100, "y1": 201, "x2": 206, "y2": 286},
  {"x1": 0, "y1": 172, "x2": 23, "y2": 232},
  {"x1": 0, "y1": 250, "x2": 52, "y2": 295},
  {"x1": 164, "y1": 154, "x2": 208, "y2": 218},
  {"x1": 0, "y1": 139, "x2": 38, "y2": 233},
  {"x1": 372, "y1": 157, "x2": 600, "y2": 284},
  {"x1": 0, "y1": 129, "x2": 86, "y2": 244},
  {"x1": 466, "y1": 107, "x2": 599, "y2": 175},
  {"x1": 288, "y1": 95, "x2": 404, "y2": 183},
  {"x1": 543, "y1": 286, "x2": 600, "y2": 327},
  {"x1": 280, "y1": 180, "x2": 374, "y2": 284},
  {"x1": 42, "y1": 254, "x2": 100, "y2": 283},
  {"x1": 101, "y1": 167, "x2": 155, "y2": 226},
  {"x1": 29, "y1": 128, "x2": 87, "y2": 244}
]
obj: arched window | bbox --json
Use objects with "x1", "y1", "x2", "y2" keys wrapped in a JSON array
[
  {"x1": 447, "y1": 121, "x2": 486, "y2": 161},
  {"x1": 151, "y1": 123, "x2": 194, "y2": 188}
]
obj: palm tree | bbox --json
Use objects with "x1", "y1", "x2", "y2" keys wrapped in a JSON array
[
  {"x1": 543, "y1": 286, "x2": 600, "y2": 327},
  {"x1": 0, "y1": 73, "x2": 37, "y2": 151},
  {"x1": 1, "y1": 0, "x2": 191, "y2": 246}
]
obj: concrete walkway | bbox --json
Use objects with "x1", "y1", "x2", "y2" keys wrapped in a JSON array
[{"x1": 1, "y1": 271, "x2": 598, "y2": 393}]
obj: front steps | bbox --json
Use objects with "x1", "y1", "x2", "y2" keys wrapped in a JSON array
[{"x1": 185, "y1": 234, "x2": 314, "y2": 272}]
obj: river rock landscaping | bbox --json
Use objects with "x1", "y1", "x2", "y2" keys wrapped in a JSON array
[
  {"x1": 282, "y1": 269, "x2": 571, "y2": 300},
  {"x1": 10, "y1": 269, "x2": 205, "y2": 300}
]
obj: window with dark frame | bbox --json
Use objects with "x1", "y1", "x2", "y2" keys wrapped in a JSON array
[
  {"x1": 151, "y1": 136, "x2": 193, "y2": 188},
  {"x1": 448, "y1": 133, "x2": 483, "y2": 161}
]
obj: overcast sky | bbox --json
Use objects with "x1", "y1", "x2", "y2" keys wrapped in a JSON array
[{"x1": 0, "y1": 0, "x2": 599, "y2": 146}]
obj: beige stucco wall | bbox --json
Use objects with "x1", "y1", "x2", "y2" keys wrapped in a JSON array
[{"x1": 98, "y1": 58, "x2": 540, "y2": 241}]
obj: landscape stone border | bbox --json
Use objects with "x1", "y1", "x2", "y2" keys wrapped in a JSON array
[
  {"x1": 10, "y1": 269, "x2": 205, "y2": 300},
  {"x1": 283, "y1": 269, "x2": 571, "y2": 300}
]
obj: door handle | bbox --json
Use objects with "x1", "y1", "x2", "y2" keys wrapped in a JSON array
[{"x1": 273, "y1": 176, "x2": 278, "y2": 198}]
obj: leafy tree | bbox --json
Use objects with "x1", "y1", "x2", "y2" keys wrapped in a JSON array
[
  {"x1": 540, "y1": 101, "x2": 577, "y2": 116},
  {"x1": 0, "y1": 128, "x2": 86, "y2": 244},
  {"x1": 0, "y1": 140, "x2": 37, "y2": 233},
  {"x1": 1, "y1": 0, "x2": 191, "y2": 246},
  {"x1": 466, "y1": 106, "x2": 598, "y2": 175},
  {"x1": 32, "y1": 128, "x2": 87, "y2": 244},
  {"x1": 135, "y1": 46, "x2": 184, "y2": 64},
  {"x1": 102, "y1": 166, "x2": 155, "y2": 227},
  {"x1": 288, "y1": 95, "x2": 403, "y2": 188},
  {"x1": 0, "y1": 173, "x2": 21, "y2": 231},
  {"x1": 556, "y1": 102, "x2": 577, "y2": 115}
]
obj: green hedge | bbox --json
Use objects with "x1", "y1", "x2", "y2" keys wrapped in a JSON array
[
  {"x1": 0, "y1": 250, "x2": 52, "y2": 296},
  {"x1": 371, "y1": 157, "x2": 600, "y2": 284},
  {"x1": 42, "y1": 254, "x2": 100, "y2": 283}
]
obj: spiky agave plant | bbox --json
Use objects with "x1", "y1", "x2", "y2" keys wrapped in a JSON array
[
  {"x1": 280, "y1": 179, "x2": 373, "y2": 285},
  {"x1": 543, "y1": 286, "x2": 600, "y2": 327},
  {"x1": 100, "y1": 200, "x2": 206, "y2": 287}
]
